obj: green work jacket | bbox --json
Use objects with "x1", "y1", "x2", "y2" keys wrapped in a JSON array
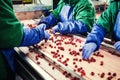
[
  {"x1": 52, "y1": 0, "x2": 95, "y2": 30},
  {"x1": 97, "y1": 0, "x2": 120, "y2": 33},
  {"x1": 0, "y1": 0, "x2": 23, "y2": 48},
  {"x1": 0, "y1": 0, "x2": 23, "y2": 79}
]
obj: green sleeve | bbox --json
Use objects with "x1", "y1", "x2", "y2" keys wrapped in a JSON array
[
  {"x1": 96, "y1": 1, "x2": 120, "y2": 33},
  {"x1": 73, "y1": 0, "x2": 95, "y2": 30},
  {"x1": 0, "y1": 0, "x2": 23, "y2": 48},
  {"x1": 51, "y1": 0, "x2": 64, "y2": 19}
]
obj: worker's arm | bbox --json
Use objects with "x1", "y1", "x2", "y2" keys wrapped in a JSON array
[
  {"x1": 38, "y1": 14, "x2": 58, "y2": 29},
  {"x1": 0, "y1": 0, "x2": 23, "y2": 48},
  {"x1": 82, "y1": 2, "x2": 118, "y2": 59},
  {"x1": 113, "y1": 9, "x2": 120, "y2": 41},
  {"x1": 38, "y1": 0, "x2": 64, "y2": 29},
  {"x1": 113, "y1": 10, "x2": 120, "y2": 52},
  {"x1": 0, "y1": 1, "x2": 50, "y2": 48},
  {"x1": 82, "y1": 24, "x2": 106, "y2": 59},
  {"x1": 52, "y1": 21, "x2": 88, "y2": 34},
  {"x1": 114, "y1": 41, "x2": 120, "y2": 52},
  {"x1": 19, "y1": 24, "x2": 50, "y2": 46}
]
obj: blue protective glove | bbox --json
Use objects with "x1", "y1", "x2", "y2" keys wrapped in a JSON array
[
  {"x1": 114, "y1": 41, "x2": 120, "y2": 52},
  {"x1": 37, "y1": 23, "x2": 47, "y2": 30},
  {"x1": 113, "y1": 10, "x2": 120, "y2": 40},
  {"x1": 19, "y1": 24, "x2": 50, "y2": 46},
  {"x1": 52, "y1": 21, "x2": 88, "y2": 34},
  {"x1": 82, "y1": 24, "x2": 106, "y2": 59},
  {"x1": 82, "y1": 43, "x2": 97, "y2": 59},
  {"x1": 38, "y1": 14, "x2": 58, "y2": 29}
]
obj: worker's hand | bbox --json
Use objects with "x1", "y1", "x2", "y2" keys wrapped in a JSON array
[
  {"x1": 82, "y1": 42, "x2": 97, "y2": 59},
  {"x1": 19, "y1": 25, "x2": 50, "y2": 46},
  {"x1": 114, "y1": 41, "x2": 120, "y2": 52},
  {"x1": 38, "y1": 14, "x2": 58, "y2": 29},
  {"x1": 33, "y1": 24, "x2": 50, "y2": 41},
  {"x1": 82, "y1": 24, "x2": 106, "y2": 59},
  {"x1": 43, "y1": 30, "x2": 50, "y2": 40},
  {"x1": 52, "y1": 25, "x2": 59, "y2": 34},
  {"x1": 52, "y1": 21, "x2": 87, "y2": 34},
  {"x1": 38, "y1": 23, "x2": 47, "y2": 30}
]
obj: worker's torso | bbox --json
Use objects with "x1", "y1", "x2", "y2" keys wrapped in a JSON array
[
  {"x1": 96, "y1": 0, "x2": 120, "y2": 40},
  {"x1": 52, "y1": 0, "x2": 95, "y2": 30}
]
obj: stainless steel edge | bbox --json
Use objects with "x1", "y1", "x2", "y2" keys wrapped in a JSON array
[{"x1": 14, "y1": 47, "x2": 54, "y2": 80}]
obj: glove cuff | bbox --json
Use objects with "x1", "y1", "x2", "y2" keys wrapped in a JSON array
[
  {"x1": 19, "y1": 27, "x2": 44, "y2": 46},
  {"x1": 85, "y1": 24, "x2": 106, "y2": 50},
  {"x1": 55, "y1": 21, "x2": 88, "y2": 34}
]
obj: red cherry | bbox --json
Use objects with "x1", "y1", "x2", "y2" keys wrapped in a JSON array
[
  {"x1": 62, "y1": 71, "x2": 67, "y2": 75},
  {"x1": 52, "y1": 67, "x2": 55, "y2": 70},
  {"x1": 35, "y1": 56, "x2": 38, "y2": 60},
  {"x1": 74, "y1": 65, "x2": 78, "y2": 68},
  {"x1": 37, "y1": 62, "x2": 40, "y2": 65},
  {"x1": 100, "y1": 61, "x2": 104, "y2": 66},
  {"x1": 48, "y1": 63, "x2": 51, "y2": 66},
  {"x1": 73, "y1": 62, "x2": 76, "y2": 65},
  {"x1": 108, "y1": 72, "x2": 111, "y2": 75},
  {"x1": 91, "y1": 72, "x2": 95, "y2": 76},
  {"x1": 112, "y1": 73, "x2": 117, "y2": 77},
  {"x1": 100, "y1": 72, "x2": 105, "y2": 78}
]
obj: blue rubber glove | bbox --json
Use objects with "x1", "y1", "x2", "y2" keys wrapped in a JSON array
[
  {"x1": 113, "y1": 10, "x2": 120, "y2": 40},
  {"x1": 82, "y1": 24, "x2": 106, "y2": 59},
  {"x1": 52, "y1": 21, "x2": 88, "y2": 34},
  {"x1": 114, "y1": 41, "x2": 120, "y2": 52},
  {"x1": 19, "y1": 24, "x2": 50, "y2": 46},
  {"x1": 38, "y1": 14, "x2": 58, "y2": 29},
  {"x1": 82, "y1": 43, "x2": 97, "y2": 59},
  {"x1": 37, "y1": 23, "x2": 47, "y2": 30}
]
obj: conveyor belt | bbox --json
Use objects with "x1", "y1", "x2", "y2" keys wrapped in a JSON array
[{"x1": 15, "y1": 20, "x2": 120, "y2": 80}]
